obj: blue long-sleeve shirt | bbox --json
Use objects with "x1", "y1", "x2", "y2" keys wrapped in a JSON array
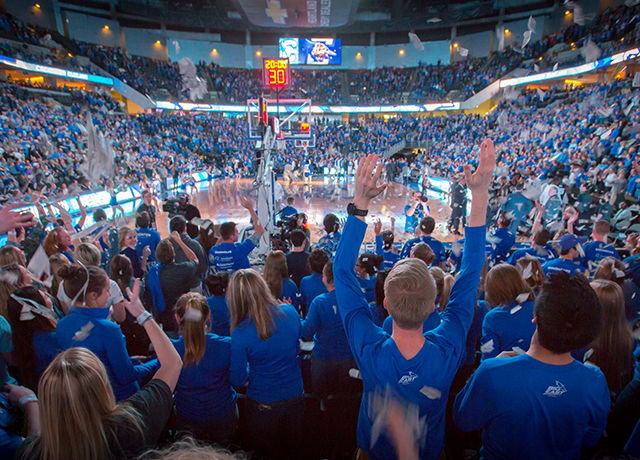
[
  {"x1": 32, "y1": 330, "x2": 60, "y2": 380},
  {"x1": 301, "y1": 290, "x2": 353, "y2": 361},
  {"x1": 300, "y1": 272, "x2": 328, "y2": 309},
  {"x1": 207, "y1": 295, "x2": 231, "y2": 337},
  {"x1": 382, "y1": 309, "x2": 442, "y2": 335},
  {"x1": 230, "y1": 304, "x2": 303, "y2": 403},
  {"x1": 480, "y1": 300, "x2": 536, "y2": 361},
  {"x1": 375, "y1": 235, "x2": 400, "y2": 270},
  {"x1": 334, "y1": 216, "x2": 486, "y2": 460},
  {"x1": 399, "y1": 235, "x2": 447, "y2": 266},
  {"x1": 171, "y1": 334, "x2": 237, "y2": 421},
  {"x1": 57, "y1": 306, "x2": 159, "y2": 401}
]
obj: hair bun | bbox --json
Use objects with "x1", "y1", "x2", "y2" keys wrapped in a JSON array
[{"x1": 58, "y1": 264, "x2": 83, "y2": 280}]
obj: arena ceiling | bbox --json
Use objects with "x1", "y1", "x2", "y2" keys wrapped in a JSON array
[{"x1": 61, "y1": 0, "x2": 557, "y2": 44}]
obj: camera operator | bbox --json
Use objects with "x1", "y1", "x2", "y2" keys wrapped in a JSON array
[
  {"x1": 176, "y1": 193, "x2": 201, "y2": 239},
  {"x1": 404, "y1": 190, "x2": 430, "y2": 233}
]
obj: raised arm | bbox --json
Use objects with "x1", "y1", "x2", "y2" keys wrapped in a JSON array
[
  {"x1": 169, "y1": 231, "x2": 197, "y2": 261},
  {"x1": 239, "y1": 194, "x2": 264, "y2": 236}
]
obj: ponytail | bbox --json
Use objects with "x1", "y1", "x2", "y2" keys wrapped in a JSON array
[{"x1": 175, "y1": 293, "x2": 209, "y2": 366}]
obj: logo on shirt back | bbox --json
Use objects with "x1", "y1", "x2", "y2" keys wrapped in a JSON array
[
  {"x1": 399, "y1": 371, "x2": 418, "y2": 385},
  {"x1": 543, "y1": 381, "x2": 567, "y2": 397}
]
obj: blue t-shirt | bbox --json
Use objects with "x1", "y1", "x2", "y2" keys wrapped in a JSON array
[
  {"x1": 542, "y1": 258, "x2": 586, "y2": 277},
  {"x1": 400, "y1": 235, "x2": 447, "y2": 266},
  {"x1": 32, "y1": 330, "x2": 60, "y2": 380},
  {"x1": 375, "y1": 235, "x2": 400, "y2": 270},
  {"x1": 582, "y1": 240, "x2": 620, "y2": 269},
  {"x1": 404, "y1": 204, "x2": 428, "y2": 233},
  {"x1": 301, "y1": 290, "x2": 354, "y2": 361},
  {"x1": 490, "y1": 228, "x2": 516, "y2": 265},
  {"x1": 209, "y1": 239, "x2": 255, "y2": 273},
  {"x1": 280, "y1": 206, "x2": 298, "y2": 217},
  {"x1": 57, "y1": 306, "x2": 159, "y2": 401},
  {"x1": 334, "y1": 216, "x2": 486, "y2": 460},
  {"x1": 171, "y1": 334, "x2": 237, "y2": 421},
  {"x1": 358, "y1": 274, "x2": 377, "y2": 304},
  {"x1": 480, "y1": 300, "x2": 536, "y2": 361},
  {"x1": 207, "y1": 295, "x2": 231, "y2": 337},
  {"x1": 136, "y1": 228, "x2": 161, "y2": 263},
  {"x1": 300, "y1": 272, "x2": 328, "y2": 309},
  {"x1": 508, "y1": 245, "x2": 556, "y2": 265},
  {"x1": 230, "y1": 304, "x2": 303, "y2": 403},
  {"x1": 453, "y1": 354, "x2": 610, "y2": 460},
  {"x1": 382, "y1": 309, "x2": 442, "y2": 335}
]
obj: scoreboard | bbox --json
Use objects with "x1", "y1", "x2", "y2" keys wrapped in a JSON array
[{"x1": 262, "y1": 58, "x2": 291, "y2": 89}]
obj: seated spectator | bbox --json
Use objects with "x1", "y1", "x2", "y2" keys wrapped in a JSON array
[
  {"x1": 583, "y1": 220, "x2": 621, "y2": 270},
  {"x1": 301, "y1": 261, "x2": 357, "y2": 399},
  {"x1": 286, "y1": 229, "x2": 310, "y2": 288},
  {"x1": 480, "y1": 264, "x2": 536, "y2": 361},
  {"x1": 209, "y1": 196, "x2": 264, "y2": 273},
  {"x1": 229, "y1": 269, "x2": 304, "y2": 459},
  {"x1": 6, "y1": 286, "x2": 59, "y2": 391},
  {"x1": 135, "y1": 211, "x2": 160, "y2": 265},
  {"x1": 205, "y1": 272, "x2": 231, "y2": 337},
  {"x1": 18, "y1": 295, "x2": 182, "y2": 460},
  {"x1": 144, "y1": 234, "x2": 199, "y2": 332},
  {"x1": 374, "y1": 218, "x2": 400, "y2": 270},
  {"x1": 300, "y1": 248, "x2": 329, "y2": 314},
  {"x1": 316, "y1": 213, "x2": 341, "y2": 259},
  {"x1": 172, "y1": 292, "x2": 237, "y2": 445},
  {"x1": 489, "y1": 214, "x2": 516, "y2": 265},
  {"x1": 508, "y1": 228, "x2": 557, "y2": 265},
  {"x1": 542, "y1": 234, "x2": 587, "y2": 277},
  {"x1": 453, "y1": 273, "x2": 610, "y2": 460},
  {"x1": 410, "y1": 242, "x2": 436, "y2": 267},
  {"x1": 56, "y1": 265, "x2": 159, "y2": 401}
]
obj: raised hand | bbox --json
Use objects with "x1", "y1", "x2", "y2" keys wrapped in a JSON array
[
  {"x1": 0, "y1": 203, "x2": 36, "y2": 235},
  {"x1": 142, "y1": 245, "x2": 151, "y2": 258},
  {"x1": 464, "y1": 139, "x2": 496, "y2": 194},
  {"x1": 374, "y1": 219, "x2": 382, "y2": 236},
  {"x1": 354, "y1": 154, "x2": 387, "y2": 210},
  {"x1": 238, "y1": 193, "x2": 254, "y2": 211},
  {"x1": 170, "y1": 231, "x2": 181, "y2": 242},
  {"x1": 125, "y1": 279, "x2": 146, "y2": 317}
]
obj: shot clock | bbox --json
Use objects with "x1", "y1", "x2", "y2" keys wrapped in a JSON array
[{"x1": 262, "y1": 58, "x2": 291, "y2": 89}]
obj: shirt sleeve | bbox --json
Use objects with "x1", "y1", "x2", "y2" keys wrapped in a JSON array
[
  {"x1": 334, "y1": 216, "x2": 387, "y2": 363},
  {"x1": 375, "y1": 235, "x2": 383, "y2": 257},
  {"x1": 237, "y1": 238, "x2": 256, "y2": 257},
  {"x1": 105, "y1": 326, "x2": 158, "y2": 385},
  {"x1": 433, "y1": 225, "x2": 486, "y2": 360},
  {"x1": 301, "y1": 297, "x2": 321, "y2": 339},
  {"x1": 230, "y1": 329, "x2": 249, "y2": 389},
  {"x1": 453, "y1": 361, "x2": 500, "y2": 432},
  {"x1": 177, "y1": 261, "x2": 198, "y2": 282},
  {"x1": 583, "y1": 371, "x2": 612, "y2": 447}
]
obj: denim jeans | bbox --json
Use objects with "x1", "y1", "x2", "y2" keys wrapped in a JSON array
[{"x1": 245, "y1": 394, "x2": 305, "y2": 459}]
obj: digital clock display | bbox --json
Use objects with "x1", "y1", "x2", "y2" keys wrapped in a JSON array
[{"x1": 262, "y1": 58, "x2": 291, "y2": 88}]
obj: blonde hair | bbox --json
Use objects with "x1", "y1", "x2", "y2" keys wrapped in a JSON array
[
  {"x1": 593, "y1": 257, "x2": 626, "y2": 285},
  {"x1": 429, "y1": 267, "x2": 455, "y2": 311},
  {"x1": 119, "y1": 227, "x2": 135, "y2": 251},
  {"x1": 516, "y1": 256, "x2": 545, "y2": 294},
  {"x1": 175, "y1": 293, "x2": 209, "y2": 366},
  {"x1": 74, "y1": 243, "x2": 101, "y2": 267},
  {"x1": 228, "y1": 269, "x2": 280, "y2": 341},
  {"x1": 0, "y1": 245, "x2": 25, "y2": 267},
  {"x1": 384, "y1": 258, "x2": 436, "y2": 330},
  {"x1": 411, "y1": 242, "x2": 435, "y2": 266},
  {"x1": 137, "y1": 437, "x2": 247, "y2": 460},
  {"x1": 49, "y1": 253, "x2": 70, "y2": 298},
  {"x1": 28, "y1": 347, "x2": 143, "y2": 460},
  {"x1": 262, "y1": 251, "x2": 288, "y2": 300},
  {"x1": 485, "y1": 264, "x2": 534, "y2": 309}
]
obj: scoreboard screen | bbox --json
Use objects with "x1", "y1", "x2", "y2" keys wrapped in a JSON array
[{"x1": 262, "y1": 58, "x2": 291, "y2": 89}]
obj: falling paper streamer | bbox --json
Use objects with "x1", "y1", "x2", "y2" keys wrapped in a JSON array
[
  {"x1": 172, "y1": 40, "x2": 180, "y2": 54},
  {"x1": 573, "y1": 5, "x2": 585, "y2": 25},
  {"x1": 452, "y1": 240, "x2": 463, "y2": 258},
  {"x1": 581, "y1": 40, "x2": 601, "y2": 63},
  {"x1": 534, "y1": 63, "x2": 540, "y2": 72},
  {"x1": 523, "y1": 30, "x2": 532, "y2": 48},
  {"x1": 633, "y1": 72, "x2": 640, "y2": 88},
  {"x1": 510, "y1": 305, "x2": 523, "y2": 314},
  {"x1": 536, "y1": 88, "x2": 546, "y2": 100},
  {"x1": 420, "y1": 386, "x2": 442, "y2": 400},
  {"x1": 553, "y1": 62, "x2": 559, "y2": 71},
  {"x1": 349, "y1": 368, "x2": 362, "y2": 379},
  {"x1": 480, "y1": 339, "x2": 495, "y2": 354},
  {"x1": 178, "y1": 57, "x2": 208, "y2": 102},
  {"x1": 27, "y1": 245, "x2": 52, "y2": 288},
  {"x1": 521, "y1": 262, "x2": 533, "y2": 280},
  {"x1": 504, "y1": 86, "x2": 519, "y2": 101},
  {"x1": 73, "y1": 321, "x2": 94, "y2": 341},
  {"x1": 576, "y1": 244, "x2": 586, "y2": 259},
  {"x1": 626, "y1": 0, "x2": 640, "y2": 6},
  {"x1": 516, "y1": 293, "x2": 530, "y2": 304},
  {"x1": 598, "y1": 106, "x2": 614, "y2": 118},
  {"x1": 528, "y1": 15, "x2": 537, "y2": 35},
  {"x1": 408, "y1": 32, "x2": 424, "y2": 51},
  {"x1": 613, "y1": 269, "x2": 626, "y2": 279},
  {"x1": 497, "y1": 111, "x2": 508, "y2": 129},
  {"x1": 496, "y1": 26, "x2": 505, "y2": 52},
  {"x1": 458, "y1": 46, "x2": 469, "y2": 57},
  {"x1": 83, "y1": 112, "x2": 115, "y2": 185}
]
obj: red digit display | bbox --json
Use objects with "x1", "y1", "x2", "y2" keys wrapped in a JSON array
[{"x1": 263, "y1": 58, "x2": 291, "y2": 88}]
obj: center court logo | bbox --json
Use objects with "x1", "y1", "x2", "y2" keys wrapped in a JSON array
[
  {"x1": 399, "y1": 371, "x2": 418, "y2": 385},
  {"x1": 543, "y1": 381, "x2": 567, "y2": 397}
]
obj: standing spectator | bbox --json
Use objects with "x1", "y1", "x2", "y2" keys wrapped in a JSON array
[
  {"x1": 300, "y1": 248, "x2": 329, "y2": 315},
  {"x1": 229, "y1": 269, "x2": 304, "y2": 459},
  {"x1": 449, "y1": 173, "x2": 467, "y2": 236},
  {"x1": 489, "y1": 214, "x2": 516, "y2": 265},
  {"x1": 403, "y1": 191, "x2": 428, "y2": 234},
  {"x1": 315, "y1": 213, "x2": 342, "y2": 259},
  {"x1": 168, "y1": 216, "x2": 207, "y2": 291},
  {"x1": 583, "y1": 220, "x2": 621, "y2": 269},
  {"x1": 400, "y1": 216, "x2": 446, "y2": 269},
  {"x1": 176, "y1": 194, "x2": 201, "y2": 239},
  {"x1": 136, "y1": 191, "x2": 157, "y2": 229},
  {"x1": 136, "y1": 211, "x2": 161, "y2": 265},
  {"x1": 205, "y1": 272, "x2": 231, "y2": 337},
  {"x1": 286, "y1": 229, "x2": 310, "y2": 289}
]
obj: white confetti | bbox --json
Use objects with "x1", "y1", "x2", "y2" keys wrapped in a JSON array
[
  {"x1": 511, "y1": 305, "x2": 523, "y2": 314},
  {"x1": 349, "y1": 368, "x2": 362, "y2": 379},
  {"x1": 516, "y1": 293, "x2": 530, "y2": 304},
  {"x1": 511, "y1": 346, "x2": 526, "y2": 355},
  {"x1": 420, "y1": 386, "x2": 442, "y2": 400},
  {"x1": 583, "y1": 348, "x2": 594, "y2": 361},
  {"x1": 452, "y1": 240, "x2": 463, "y2": 258},
  {"x1": 184, "y1": 308, "x2": 203, "y2": 322},
  {"x1": 576, "y1": 243, "x2": 586, "y2": 258},
  {"x1": 481, "y1": 339, "x2": 495, "y2": 354},
  {"x1": 613, "y1": 269, "x2": 625, "y2": 279},
  {"x1": 73, "y1": 321, "x2": 94, "y2": 341},
  {"x1": 521, "y1": 262, "x2": 533, "y2": 280}
]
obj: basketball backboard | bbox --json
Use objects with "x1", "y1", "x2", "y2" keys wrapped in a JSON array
[{"x1": 247, "y1": 98, "x2": 313, "y2": 140}]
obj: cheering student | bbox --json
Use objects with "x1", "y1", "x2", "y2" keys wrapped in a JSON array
[
  {"x1": 400, "y1": 216, "x2": 447, "y2": 269},
  {"x1": 542, "y1": 234, "x2": 587, "y2": 277},
  {"x1": 453, "y1": 273, "x2": 610, "y2": 460},
  {"x1": 300, "y1": 249, "x2": 330, "y2": 314},
  {"x1": 374, "y1": 218, "x2": 400, "y2": 270},
  {"x1": 333, "y1": 140, "x2": 494, "y2": 460}
]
